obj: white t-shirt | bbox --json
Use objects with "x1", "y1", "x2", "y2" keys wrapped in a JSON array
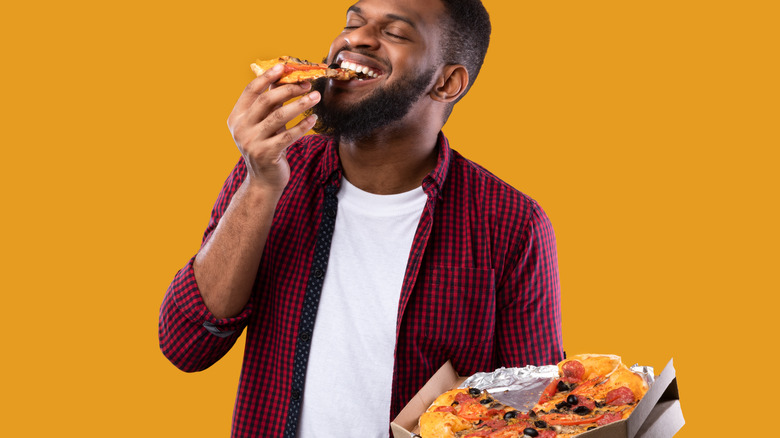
[{"x1": 296, "y1": 178, "x2": 427, "y2": 437}]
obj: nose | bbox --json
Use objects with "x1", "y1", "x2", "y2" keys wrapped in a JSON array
[{"x1": 343, "y1": 25, "x2": 380, "y2": 50}]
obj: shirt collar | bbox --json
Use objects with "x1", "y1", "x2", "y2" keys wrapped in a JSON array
[
  {"x1": 422, "y1": 132, "x2": 452, "y2": 200},
  {"x1": 317, "y1": 132, "x2": 452, "y2": 198},
  {"x1": 318, "y1": 135, "x2": 343, "y2": 187}
]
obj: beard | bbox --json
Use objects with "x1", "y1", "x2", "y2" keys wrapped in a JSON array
[{"x1": 309, "y1": 66, "x2": 437, "y2": 142}]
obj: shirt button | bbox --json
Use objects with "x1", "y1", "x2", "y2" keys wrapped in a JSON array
[
  {"x1": 291, "y1": 389, "x2": 301, "y2": 401},
  {"x1": 327, "y1": 208, "x2": 337, "y2": 218},
  {"x1": 300, "y1": 330, "x2": 312, "y2": 341},
  {"x1": 314, "y1": 268, "x2": 324, "y2": 278}
]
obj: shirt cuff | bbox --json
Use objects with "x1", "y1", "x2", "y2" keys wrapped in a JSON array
[{"x1": 170, "y1": 257, "x2": 252, "y2": 335}]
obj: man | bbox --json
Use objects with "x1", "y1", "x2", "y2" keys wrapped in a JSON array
[{"x1": 159, "y1": 0, "x2": 563, "y2": 436}]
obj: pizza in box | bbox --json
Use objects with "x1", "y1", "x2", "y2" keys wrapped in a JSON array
[{"x1": 418, "y1": 354, "x2": 649, "y2": 438}]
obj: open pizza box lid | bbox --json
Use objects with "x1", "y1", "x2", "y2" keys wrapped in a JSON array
[{"x1": 391, "y1": 358, "x2": 684, "y2": 438}]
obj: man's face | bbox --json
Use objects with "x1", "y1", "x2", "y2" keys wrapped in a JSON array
[{"x1": 310, "y1": 0, "x2": 446, "y2": 140}]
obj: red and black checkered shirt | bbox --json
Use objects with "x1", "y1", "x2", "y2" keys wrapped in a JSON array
[{"x1": 159, "y1": 133, "x2": 563, "y2": 437}]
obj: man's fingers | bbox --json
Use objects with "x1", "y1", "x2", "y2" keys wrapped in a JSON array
[
  {"x1": 255, "y1": 90, "x2": 320, "y2": 137},
  {"x1": 234, "y1": 90, "x2": 319, "y2": 160},
  {"x1": 232, "y1": 64, "x2": 286, "y2": 113},
  {"x1": 266, "y1": 113, "x2": 319, "y2": 153},
  {"x1": 244, "y1": 82, "x2": 312, "y2": 125}
]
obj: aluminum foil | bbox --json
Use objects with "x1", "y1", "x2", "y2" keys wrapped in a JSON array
[
  {"x1": 630, "y1": 363, "x2": 655, "y2": 388},
  {"x1": 458, "y1": 363, "x2": 655, "y2": 412}
]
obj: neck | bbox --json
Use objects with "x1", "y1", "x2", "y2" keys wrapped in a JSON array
[{"x1": 338, "y1": 126, "x2": 440, "y2": 195}]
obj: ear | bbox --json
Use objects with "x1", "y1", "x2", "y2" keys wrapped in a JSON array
[{"x1": 430, "y1": 64, "x2": 468, "y2": 103}]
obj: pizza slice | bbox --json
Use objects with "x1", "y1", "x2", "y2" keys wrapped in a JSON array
[
  {"x1": 250, "y1": 56, "x2": 360, "y2": 83},
  {"x1": 531, "y1": 354, "x2": 649, "y2": 437}
]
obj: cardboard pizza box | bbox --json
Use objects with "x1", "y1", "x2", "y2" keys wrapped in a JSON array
[{"x1": 390, "y1": 358, "x2": 684, "y2": 438}]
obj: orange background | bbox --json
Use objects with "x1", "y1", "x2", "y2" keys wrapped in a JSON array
[{"x1": 1, "y1": 0, "x2": 777, "y2": 436}]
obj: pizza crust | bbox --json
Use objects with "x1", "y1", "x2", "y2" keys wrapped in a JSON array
[
  {"x1": 558, "y1": 354, "x2": 622, "y2": 380},
  {"x1": 419, "y1": 411, "x2": 472, "y2": 438}
]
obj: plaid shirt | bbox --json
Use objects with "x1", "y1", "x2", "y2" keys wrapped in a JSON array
[{"x1": 159, "y1": 133, "x2": 563, "y2": 437}]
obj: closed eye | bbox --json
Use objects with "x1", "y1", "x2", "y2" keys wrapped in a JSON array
[{"x1": 385, "y1": 31, "x2": 408, "y2": 40}]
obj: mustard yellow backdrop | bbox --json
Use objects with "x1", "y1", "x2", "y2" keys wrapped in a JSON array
[{"x1": 2, "y1": 0, "x2": 777, "y2": 436}]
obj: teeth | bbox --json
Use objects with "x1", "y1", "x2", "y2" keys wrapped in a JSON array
[{"x1": 338, "y1": 60, "x2": 380, "y2": 78}]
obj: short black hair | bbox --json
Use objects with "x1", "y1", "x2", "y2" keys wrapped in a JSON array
[{"x1": 438, "y1": 0, "x2": 491, "y2": 109}]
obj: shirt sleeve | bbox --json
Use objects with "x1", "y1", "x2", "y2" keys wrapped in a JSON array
[
  {"x1": 494, "y1": 202, "x2": 564, "y2": 367},
  {"x1": 158, "y1": 158, "x2": 252, "y2": 372}
]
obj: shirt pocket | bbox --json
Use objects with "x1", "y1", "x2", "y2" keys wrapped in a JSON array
[{"x1": 415, "y1": 266, "x2": 496, "y2": 351}]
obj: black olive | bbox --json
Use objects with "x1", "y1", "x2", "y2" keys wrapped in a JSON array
[
  {"x1": 594, "y1": 401, "x2": 605, "y2": 408},
  {"x1": 555, "y1": 401, "x2": 571, "y2": 410},
  {"x1": 587, "y1": 426, "x2": 597, "y2": 431},
  {"x1": 328, "y1": 63, "x2": 340, "y2": 69},
  {"x1": 573, "y1": 405, "x2": 592, "y2": 415},
  {"x1": 557, "y1": 380, "x2": 570, "y2": 392},
  {"x1": 451, "y1": 401, "x2": 459, "y2": 406},
  {"x1": 534, "y1": 420, "x2": 548, "y2": 429},
  {"x1": 523, "y1": 427, "x2": 539, "y2": 437},
  {"x1": 567, "y1": 395, "x2": 579, "y2": 405},
  {"x1": 503, "y1": 410, "x2": 518, "y2": 420},
  {"x1": 480, "y1": 397, "x2": 493, "y2": 405},
  {"x1": 528, "y1": 410, "x2": 537, "y2": 418},
  {"x1": 468, "y1": 388, "x2": 481, "y2": 397}
]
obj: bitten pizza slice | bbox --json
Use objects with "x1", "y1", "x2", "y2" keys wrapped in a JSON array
[{"x1": 250, "y1": 56, "x2": 361, "y2": 83}]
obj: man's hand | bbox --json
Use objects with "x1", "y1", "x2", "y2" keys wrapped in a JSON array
[
  {"x1": 193, "y1": 66, "x2": 320, "y2": 319},
  {"x1": 227, "y1": 63, "x2": 321, "y2": 195}
]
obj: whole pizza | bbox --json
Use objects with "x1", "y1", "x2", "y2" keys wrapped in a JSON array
[{"x1": 418, "y1": 354, "x2": 649, "y2": 438}]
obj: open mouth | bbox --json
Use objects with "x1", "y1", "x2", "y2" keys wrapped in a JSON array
[
  {"x1": 329, "y1": 54, "x2": 386, "y2": 82},
  {"x1": 338, "y1": 60, "x2": 382, "y2": 80}
]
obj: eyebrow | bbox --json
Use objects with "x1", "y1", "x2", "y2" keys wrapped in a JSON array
[{"x1": 347, "y1": 5, "x2": 418, "y2": 29}]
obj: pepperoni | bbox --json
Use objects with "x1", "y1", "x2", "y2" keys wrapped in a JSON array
[
  {"x1": 433, "y1": 405, "x2": 455, "y2": 414},
  {"x1": 605, "y1": 386, "x2": 635, "y2": 406},
  {"x1": 562, "y1": 376, "x2": 581, "y2": 384},
  {"x1": 597, "y1": 411, "x2": 623, "y2": 426},
  {"x1": 455, "y1": 392, "x2": 479, "y2": 405},
  {"x1": 575, "y1": 397, "x2": 596, "y2": 411},
  {"x1": 538, "y1": 431, "x2": 557, "y2": 438},
  {"x1": 562, "y1": 360, "x2": 585, "y2": 382},
  {"x1": 482, "y1": 419, "x2": 507, "y2": 429}
]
